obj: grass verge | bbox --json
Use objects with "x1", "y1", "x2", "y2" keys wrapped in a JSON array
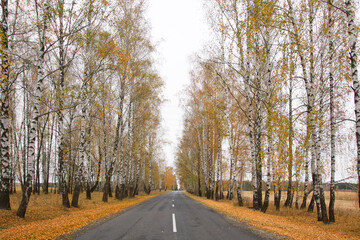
[
  {"x1": 185, "y1": 192, "x2": 360, "y2": 240},
  {"x1": 0, "y1": 191, "x2": 165, "y2": 240}
]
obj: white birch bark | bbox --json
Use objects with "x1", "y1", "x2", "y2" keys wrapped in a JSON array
[
  {"x1": 201, "y1": 120, "x2": 208, "y2": 196},
  {"x1": 130, "y1": 106, "x2": 135, "y2": 193},
  {"x1": 148, "y1": 143, "x2": 152, "y2": 194},
  {"x1": 345, "y1": 0, "x2": 360, "y2": 209},
  {"x1": 301, "y1": 140, "x2": 310, "y2": 209},
  {"x1": 286, "y1": 0, "x2": 323, "y2": 220},
  {"x1": 117, "y1": 85, "x2": 126, "y2": 199},
  {"x1": 215, "y1": 130, "x2": 222, "y2": 200},
  {"x1": 295, "y1": 166, "x2": 300, "y2": 209},
  {"x1": 0, "y1": 0, "x2": 10, "y2": 210},
  {"x1": 196, "y1": 127, "x2": 203, "y2": 196},
  {"x1": 73, "y1": 0, "x2": 95, "y2": 206},
  {"x1": 285, "y1": 68, "x2": 294, "y2": 208},
  {"x1": 134, "y1": 149, "x2": 140, "y2": 195},
  {"x1": 17, "y1": 0, "x2": 49, "y2": 216},
  {"x1": 244, "y1": 23, "x2": 257, "y2": 210},
  {"x1": 207, "y1": 126, "x2": 212, "y2": 198},
  {"x1": 225, "y1": 99, "x2": 235, "y2": 201},
  {"x1": 57, "y1": 0, "x2": 70, "y2": 208},
  {"x1": 309, "y1": 22, "x2": 322, "y2": 224},
  {"x1": 328, "y1": 0, "x2": 336, "y2": 221},
  {"x1": 124, "y1": 101, "x2": 133, "y2": 195},
  {"x1": 309, "y1": 1, "x2": 328, "y2": 223}
]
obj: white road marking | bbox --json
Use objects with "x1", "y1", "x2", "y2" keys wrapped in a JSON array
[
  {"x1": 172, "y1": 213, "x2": 177, "y2": 233},
  {"x1": 172, "y1": 204, "x2": 174, "y2": 208}
]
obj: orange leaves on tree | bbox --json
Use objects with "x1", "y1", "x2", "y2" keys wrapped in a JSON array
[{"x1": 162, "y1": 166, "x2": 177, "y2": 190}]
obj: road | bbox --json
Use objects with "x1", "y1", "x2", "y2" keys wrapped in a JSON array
[{"x1": 71, "y1": 191, "x2": 274, "y2": 240}]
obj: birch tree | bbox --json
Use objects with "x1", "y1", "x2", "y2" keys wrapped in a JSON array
[
  {"x1": 16, "y1": 0, "x2": 51, "y2": 217},
  {"x1": 0, "y1": 0, "x2": 10, "y2": 210},
  {"x1": 345, "y1": 0, "x2": 360, "y2": 209},
  {"x1": 328, "y1": 0, "x2": 336, "y2": 222}
]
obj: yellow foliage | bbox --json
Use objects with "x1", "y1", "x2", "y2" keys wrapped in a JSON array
[
  {"x1": 101, "y1": 0, "x2": 108, "y2": 6},
  {"x1": 163, "y1": 166, "x2": 176, "y2": 189}
]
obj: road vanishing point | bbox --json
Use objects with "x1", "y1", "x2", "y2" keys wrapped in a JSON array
[{"x1": 70, "y1": 191, "x2": 276, "y2": 240}]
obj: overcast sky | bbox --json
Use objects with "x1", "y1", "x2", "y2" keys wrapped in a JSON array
[{"x1": 146, "y1": 0, "x2": 209, "y2": 167}]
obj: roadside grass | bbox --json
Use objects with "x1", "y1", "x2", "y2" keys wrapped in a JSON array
[
  {"x1": 185, "y1": 191, "x2": 360, "y2": 240},
  {"x1": 0, "y1": 189, "x2": 165, "y2": 240}
]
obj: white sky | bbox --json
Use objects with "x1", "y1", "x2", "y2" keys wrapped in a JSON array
[{"x1": 146, "y1": 0, "x2": 209, "y2": 167}]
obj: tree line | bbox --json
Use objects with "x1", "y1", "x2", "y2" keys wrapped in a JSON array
[
  {"x1": 175, "y1": 0, "x2": 359, "y2": 224},
  {"x1": 0, "y1": 0, "x2": 175, "y2": 218}
]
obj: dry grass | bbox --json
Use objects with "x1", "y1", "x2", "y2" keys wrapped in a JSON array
[
  {"x1": 0, "y1": 189, "x2": 165, "y2": 240},
  {"x1": 186, "y1": 191, "x2": 360, "y2": 240}
]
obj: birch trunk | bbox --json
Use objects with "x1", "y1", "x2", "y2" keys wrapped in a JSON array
[
  {"x1": 236, "y1": 180, "x2": 243, "y2": 206},
  {"x1": 72, "y1": 0, "x2": 95, "y2": 207},
  {"x1": 295, "y1": 166, "x2": 300, "y2": 209},
  {"x1": 254, "y1": 75, "x2": 263, "y2": 210},
  {"x1": 0, "y1": 0, "x2": 10, "y2": 210},
  {"x1": 285, "y1": 75, "x2": 294, "y2": 208},
  {"x1": 197, "y1": 139, "x2": 202, "y2": 197},
  {"x1": 133, "y1": 150, "x2": 140, "y2": 196},
  {"x1": 129, "y1": 107, "x2": 135, "y2": 197},
  {"x1": 43, "y1": 117, "x2": 54, "y2": 194},
  {"x1": 345, "y1": 0, "x2": 360, "y2": 209},
  {"x1": 103, "y1": 102, "x2": 122, "y2": 201},
  {"x1": 225, "y1": 101, "x2": 235, "y2": 201},
  {"x1": 0, "y1": 0, "x2": 12, "y2": 207},
  {"x1": 17, "y1": 29, "x2": 45, "y2": 216},
  {"x1": 117, "y1": 100, "x2": 125, "y2": 199},
  {"x1": 71, "y1": 97, "x2": 86, "y2": 207},
  {"x1": 274, "y1": 180, "x2": 281, "y2": 211},
  {"x1": 309, "y1": 1, "x2": 328, "y2": 223},
  {"x1": 115, "y1": 81, "x2": 125, "y2": 199},
  {"x1": 245, "y1": 41, "x2": 257, "y2": 209},
  {"x1": 215, "y1": 130, "x2": 221, "y2": 201},
  {"x1": 19, "y1": 2, "x2": 50, "y2": 213},
  {"x1": 301, "y1": 125, "x2": 311, "y2": 209},
  {"x1": 262, "y1": 125, "x2": 272, "y2": 213},
  {"x1": 309, "y1": 5, "x2": 322, "y2": 220},
  {"x1": 57, "y1": 0, "x2": 70, "y2": 208},
  {"x1": 207, "y1": 127, "x2": 212, "y2": 199},
  {"x1": 286, "y1": 0, "x2": 311, "y2": 213},
  {"x1": 123, "y1": 102, "x2": 132, "y2": 198},
  {"x1": 85, "y1": 124, "x2": 94, "y2": 199},
  {"x1": 328, "y1": 0, "x2": 335, "y2": 222},
  {"x1": 148, "y1": 151, "x2": 152, "y2": 194},
  {"x1": 102, "y1": 106, "x2": 109, "y2": 202},
  {"x1": 201, "y1": 122, "x2": 209, "y2": 198},
  {"x1": 286, "y1": 0, "x2": 325, "y2": 221},
  {"x1": 211, "y1": 128, "x2": 216, "y2": 200}
]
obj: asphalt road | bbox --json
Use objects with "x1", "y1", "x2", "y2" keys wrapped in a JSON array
[{"x1": 71, "y1": 191, "x2": 274, "y2": 240}]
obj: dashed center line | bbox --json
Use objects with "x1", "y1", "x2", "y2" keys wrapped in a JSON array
[
  {"x1": 172, "y1": 204, "x2": 175, "y2": 208},
  {"x1": 172, "y1": 213, "x2": 177, "y2": 233}
]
